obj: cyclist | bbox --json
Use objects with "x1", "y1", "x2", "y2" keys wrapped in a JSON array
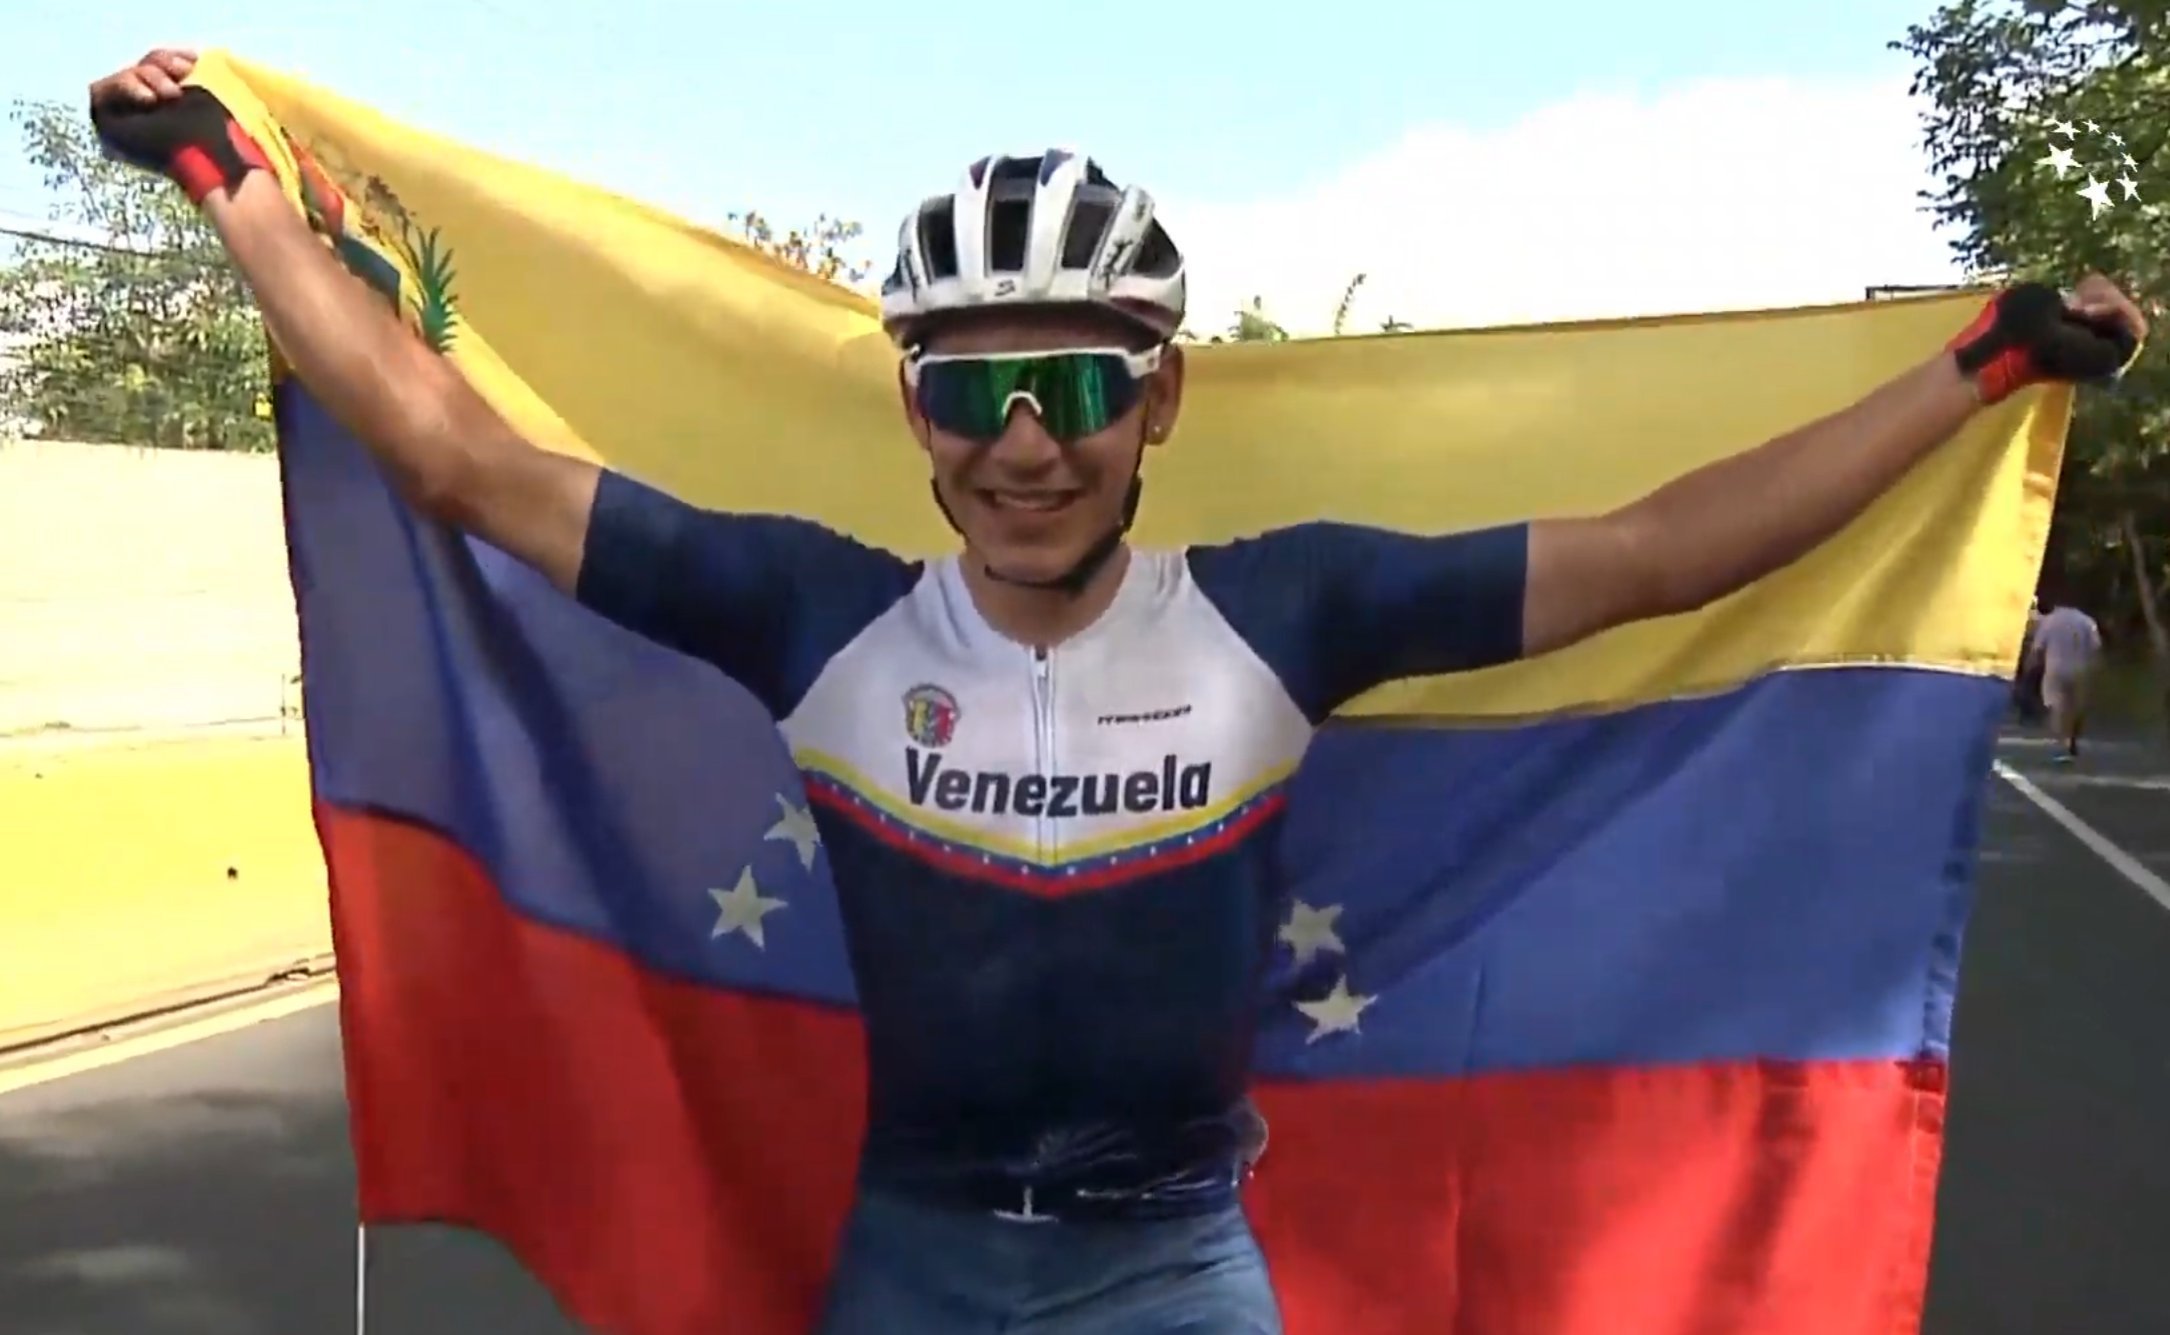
[{"x1": 89, "y1": 47, "x2": 2145, "y2": 1333}]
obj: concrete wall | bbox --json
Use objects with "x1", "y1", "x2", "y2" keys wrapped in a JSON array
[{"x1": 0, "y1": 438, "x2": 300, "y2": 738}]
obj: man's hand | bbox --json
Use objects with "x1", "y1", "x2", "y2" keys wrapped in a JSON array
[
  {"x1": 90, "y1": 47, "x2": 196, "y2": 105},
  {"x1": 2069, "y1": 273, "x2": 2149, "y2": 347},
  {"x1": 89, "y1": 48, "x2": 271, "y2": 206},
  {"x1": 1948, "y1": 274, "x2": 2147, "y2": 404}
]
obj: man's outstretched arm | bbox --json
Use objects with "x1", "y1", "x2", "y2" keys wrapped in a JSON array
[
  {"x1": 91, "y1": 48, "x2": 599, "y2": 593},
  {"x1": 87, "y1": 49, "x2": 925, "y2": 718},
  {"x1": 1520, "y1": 276, "x2": 2147, "y2": 657},
  {"x1": 1185, "y1": 278, "x2": 2144, "y2": 723}
]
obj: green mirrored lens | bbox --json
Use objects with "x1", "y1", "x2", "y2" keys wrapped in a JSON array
[{"x1": 917, "y1": 354, "x2": 1140, "y2": 442}]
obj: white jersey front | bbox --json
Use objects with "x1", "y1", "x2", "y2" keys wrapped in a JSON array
[
  {"x1": 575, "y1": 468, "x2": 1531, "y2": 1214},
  {"x1": 784, "y1": 551, "x2": 1314, "y2": 884}
]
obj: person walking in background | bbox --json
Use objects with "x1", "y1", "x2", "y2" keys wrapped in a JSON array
[{"x1": 2027, "y1": 597, "x2": 2103, "y2": 762}]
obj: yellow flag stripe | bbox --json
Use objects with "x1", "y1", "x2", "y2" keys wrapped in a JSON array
[{"x1": 190, "y1": 51, "x2": 2062, "y2": 723}]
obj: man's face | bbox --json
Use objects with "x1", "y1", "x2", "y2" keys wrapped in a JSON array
[{"x1": 899, "y1": 308, "x2": 1184, "y2": 586}]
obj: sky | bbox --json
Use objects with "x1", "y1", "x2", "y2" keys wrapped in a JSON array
[{"x1": 2, "y1": 0, "x2": 1970, "y2": 335}]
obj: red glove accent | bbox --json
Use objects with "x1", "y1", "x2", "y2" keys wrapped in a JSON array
[
  {"x1": 1947, "y1": 283, "x2": 2137, "y2": 406},
  {"x1": 1945, "y1": 300, "x2": 2033, "y2": 404},
  {"x1": 168, "y1": 119, "x2": 275, "y2": 205}
]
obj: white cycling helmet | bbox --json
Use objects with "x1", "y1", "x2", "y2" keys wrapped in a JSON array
[{"x1": 880, "y1": 149, "x2": 1187, "y2": 348}]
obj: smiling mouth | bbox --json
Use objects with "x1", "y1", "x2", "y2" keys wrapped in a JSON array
[{"x1": 980, "y1": 489, "x2": 1081, "y2": 514}]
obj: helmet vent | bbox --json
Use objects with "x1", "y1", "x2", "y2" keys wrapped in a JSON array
[
  {"x1": 917, "y1": 198, "x2": 958, "y2": 281},
  {"x1": 988, "y1": 197, "x2": 1030, "y2": 273},
  {"x1": 1061, "y1": 199, "x2": 1114, "y2": 271}
]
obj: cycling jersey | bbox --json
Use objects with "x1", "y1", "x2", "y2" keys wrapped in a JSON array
[{"x1": 575, "y1": 469, "x2": 1531, "y2": 1219}]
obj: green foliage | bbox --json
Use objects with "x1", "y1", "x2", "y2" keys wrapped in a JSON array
[
  {"x1": 404, "y1": 223, "x2": 459, "y2": 355},
  {"x1": 1176, "y1": 295, "x2": 1292, "y2": 344},
  {"x1": 1172, "y1": 281, "x2": 1417, "y2": 344},
  {"x1": 0, "y1": 97, "x2": 870, "y2": 451},
  {"x1": 0, "y1": 98, "x2": 273, "y2": 450},
  {"x1": 1229, "y1": 296, "x2": 1290, "y2": 342},
  {"x1": 1897, "y1": 0, "x2": 2170, "y2": 667}
]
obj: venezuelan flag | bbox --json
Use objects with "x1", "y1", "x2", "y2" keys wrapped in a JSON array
[{"x1": 191, "y1": 51, "x2": 2064, "y2": 1335}]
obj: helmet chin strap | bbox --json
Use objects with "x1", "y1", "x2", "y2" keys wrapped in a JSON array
[{"x1": 931, "y1": 465, "x2": 1145, "y2": 600}]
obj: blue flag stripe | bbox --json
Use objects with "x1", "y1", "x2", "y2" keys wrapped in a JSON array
[{"x1": 282, "y1": 383, "x2": 1991, "y2": 1078}]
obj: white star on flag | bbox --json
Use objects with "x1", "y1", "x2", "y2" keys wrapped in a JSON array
[
  {"x1": 709, "y1": 868, "x2": 787, "y2": 948},
  {"x1": 2080, "y1": 175, "x2": 2115, "y2": 216},
  {"x1": 1295, "y1": 974, "x2": 1376, "y2": 1044},
  {"x1": 1277, "y1": 900, "x2": 1346, "y2": 965},
  {"x1": 765, "y1": 795, "x2": 821, "y2": 870},
  {"x1": 2028, "y1": 115, "x2": 2145, "y2": 220}
]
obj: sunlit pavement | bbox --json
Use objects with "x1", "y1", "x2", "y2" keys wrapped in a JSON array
[{"x1": 3, "y1": 726, "x2": 2167, "y2": 1335}]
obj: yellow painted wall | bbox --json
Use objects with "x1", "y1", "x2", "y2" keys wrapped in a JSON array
[{"x1": 0, "y1": 440, "x2": 328, "y2": 1048}]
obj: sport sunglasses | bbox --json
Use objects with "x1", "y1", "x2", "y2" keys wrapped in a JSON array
[{"x1": 904, "y1": 345, "x2": 1164, "y2": 445}]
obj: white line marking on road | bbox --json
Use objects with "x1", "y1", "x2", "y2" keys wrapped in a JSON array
[
  {"x1": 1994, "y1": 760, "x2": 2170, "y2": 915},
  {"x1": 2029, "y1": 773, "x2": 2170, "y2": 793},
  {"x1": 0, "y1": 981, "x2": 338, "y2": 1098}
]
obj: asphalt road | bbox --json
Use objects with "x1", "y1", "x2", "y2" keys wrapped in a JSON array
[{"x1": 2, "y1": 728, "x2": 2166, "y2": 1335}]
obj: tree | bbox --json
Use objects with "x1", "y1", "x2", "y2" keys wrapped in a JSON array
[
  {"x1": 723, "y1": 210, "x2": 872, "y2": 287},
  {"x1": 0, "y1": 96, "x2": 875, "y2": 452},
  {"x1": 1329, "y1": 273, "x2": 1418, "y2": 334},
  {"x1": 1170, "y1": 284, "x2": 1419, "y2": 345},
  {"x1": 0, "y1": 99, "x2": 274, "y2": 449},
  {"x1": 1332, "y1": 273, "x2": 1368, "y2": 335},
  {"x1": 1228, "y1": 296, "x2": 1290, "y2": 342},
  {"x1": 1896, "y1": 0, "x2": 2170, "y2": 702},
  {"x1": 1175, "y1": 295, "x2": 1291, "y2": 344}
]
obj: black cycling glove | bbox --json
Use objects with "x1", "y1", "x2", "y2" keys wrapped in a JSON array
[
  {"x1": 90, "y1": 85, "x2": 271, "y2": 206},
  {"x1": 1946, "y1": 282, "x2": 2139, "y2": 404}
]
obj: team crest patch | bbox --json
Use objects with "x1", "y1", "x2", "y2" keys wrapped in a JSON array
[{"x1": 902, "y1": 684, "x2": 960, "y2": 749}]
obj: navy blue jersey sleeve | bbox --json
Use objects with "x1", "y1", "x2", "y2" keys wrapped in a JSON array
[
  {"x1": 1186, "y1": 520, "x2": 1530, "y2": 722},
  {"x1": 575, "y1": 469, "x2": 922, "y2": 717}
]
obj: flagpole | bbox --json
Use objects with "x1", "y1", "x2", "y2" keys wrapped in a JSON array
[{"x1": 355, "y1": 1223, "x2": 370, "y2": 1335}]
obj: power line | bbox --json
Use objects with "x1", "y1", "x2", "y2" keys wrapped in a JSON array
[{"x1": 0, "y1": 219, "x2": 182, "y2": 258}]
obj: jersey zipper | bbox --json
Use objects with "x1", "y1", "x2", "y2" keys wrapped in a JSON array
[{"x1": 1031, "y1": 645, "x2": 1055, "y2": 861}]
